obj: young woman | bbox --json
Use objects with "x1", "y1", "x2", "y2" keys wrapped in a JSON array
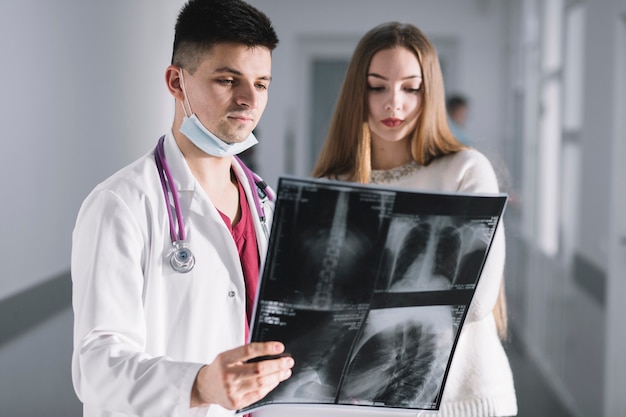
[{"x1": 313, "y1": 22, "x2": 518, "y2": 417}]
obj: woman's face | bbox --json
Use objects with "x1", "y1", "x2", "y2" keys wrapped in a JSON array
[{"x1": 367, "y1": 46, "x2": 423, "y2": 146}]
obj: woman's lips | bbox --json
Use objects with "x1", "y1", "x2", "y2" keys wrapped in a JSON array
[{"x1": 381, "y1": 118, "x2": 403, "y2": 127}]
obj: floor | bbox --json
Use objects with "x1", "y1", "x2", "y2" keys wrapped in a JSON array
[{"x1": 504, "y1": 329, "x2": 574, "y2": 417}]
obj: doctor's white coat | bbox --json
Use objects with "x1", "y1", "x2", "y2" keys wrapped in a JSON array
[{"x1": 71, "y1": 132, "x2": 273, "y2": 417}]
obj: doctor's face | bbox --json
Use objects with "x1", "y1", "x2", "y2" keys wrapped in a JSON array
[
  {"x1": 180, "y1": 43, "x2": 272, "y2": 143},
  {"x1": 367, "y1": 47, "x2": 423, "y2": 146}
]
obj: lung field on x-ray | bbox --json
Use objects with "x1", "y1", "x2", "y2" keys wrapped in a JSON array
[
  {"x1": 337, "y1": 305, "x2": 454, "y2": 408},
  {"x1": 378, "y1": 215, "x2": 490, "y2": 292}
]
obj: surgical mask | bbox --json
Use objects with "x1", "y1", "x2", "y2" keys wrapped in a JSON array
[{"x1": 178, "y1": 70, "x2": 258, "y2": 157}]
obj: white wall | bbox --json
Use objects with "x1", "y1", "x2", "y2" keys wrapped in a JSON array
[
  {"x1": 502, "y1": 1, "x2": 626, "y2": 416},
  {"x1": 568, "y1": 1, "x2": 626, "y2": 412},
  {"x1": 596, "y1": 1, "x2": 626, "y2": 417},
  {"x1": 0, "y1": 2, "x2": 183, "y2": 414},
  {"x1": 578, "y1": 0, "x2": 620, "y2": 266},
  {"x1": 0, "y1": 0, "x2": 183, "y2": 300},
  {"x1": 0, "y1": 307, "x2": 80, "y2": 415}
]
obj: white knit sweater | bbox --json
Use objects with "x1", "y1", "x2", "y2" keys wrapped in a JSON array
[
  {"x1": 369, "y1": 149, "x2": 518, "y2": 417},
  {"x1": 254, "y1": 149, "x2": 517, "y2": 417}
]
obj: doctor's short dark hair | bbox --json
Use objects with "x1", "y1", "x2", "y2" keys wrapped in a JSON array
[{"x1": 171, "y1": 0, "x2": 279, "y2": 73}]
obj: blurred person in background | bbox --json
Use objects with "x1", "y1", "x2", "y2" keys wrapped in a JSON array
[{"x1": 446, "y1": 94, "x2": 472, "y2": 146}]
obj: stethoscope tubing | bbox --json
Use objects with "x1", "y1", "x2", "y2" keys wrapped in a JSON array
[
  {"x1": 156, "y1": 136, "x2": 187, "y2": 243},
  {"x1": 155, "y1": 135, "x2": 273, "y2": 272},
  {"x1": 233, "y1": 155, "x2": 273, "y2": 224}
]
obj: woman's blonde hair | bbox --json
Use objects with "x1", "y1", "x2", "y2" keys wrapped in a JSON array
[
  {"x1": 312, "y1": 22, "x2": 465, "y2": 183},
  {"x1": 493, "y1": 278, "x2": 510, "y2": 341}
]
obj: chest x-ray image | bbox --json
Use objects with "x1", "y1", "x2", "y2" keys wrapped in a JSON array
[
  {"x1": 242, "y1": 177, "x2": 506, "y2": 414},
  {"x1": 379, "y1": 215, "x2": 494, "y2": 292}
]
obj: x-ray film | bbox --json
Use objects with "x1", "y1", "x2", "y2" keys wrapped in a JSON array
[{"x1": 239, "y1": 176, "x2": 507, "y2": 414}]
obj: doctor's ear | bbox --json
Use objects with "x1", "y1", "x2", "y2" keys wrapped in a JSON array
[{"x1": 165, "y1": 65, "x2": 184, "y2": 100}]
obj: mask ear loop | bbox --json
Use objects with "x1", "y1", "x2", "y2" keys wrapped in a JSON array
[{"x1": 178, "y1": 68, "x2": 193, "y2": 118}]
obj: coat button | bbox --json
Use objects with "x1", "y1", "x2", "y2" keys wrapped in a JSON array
[{"x1": 228, "y1": 291, "x2": 236, "y2": 298}]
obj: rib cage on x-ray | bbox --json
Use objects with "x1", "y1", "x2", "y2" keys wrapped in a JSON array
[
  {"x1": 380, "y1": 216, "x2": 492, "y2": 292},
  {"x1": 338, "y1": 306, "x2": 454, "y2": 407}
]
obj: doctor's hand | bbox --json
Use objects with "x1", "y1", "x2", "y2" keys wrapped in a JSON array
[{"x1": 190, "y1": 341, "x2": 294, "y2": 410}]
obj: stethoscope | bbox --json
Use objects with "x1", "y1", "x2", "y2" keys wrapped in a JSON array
[{"x1": 154, "y1": 135, "x2": 273, "y2": 273}]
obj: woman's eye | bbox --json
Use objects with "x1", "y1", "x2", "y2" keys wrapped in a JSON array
[
  {"x1": 406, "y1": 85, "x2": 423, "y2": 93},
  {"x1": 367, "y1": 85, "x2": 384, "y2": 92}
]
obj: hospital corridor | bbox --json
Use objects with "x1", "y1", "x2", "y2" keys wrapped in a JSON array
[{"x1": 1, "y1": 0, "x2": 625, "y2": 416}]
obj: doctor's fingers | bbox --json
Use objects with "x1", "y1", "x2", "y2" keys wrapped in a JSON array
[
  {"x1": 197, "y1": 356, "x2": 293, "y2": 410},
  {"x1": 229, "y1": 341, "x2": 286, "y2": 363},
  {"x1": 234, "y1": 365, "x2": 293, "y2": 409},
  {"x1": 215, "y1": 342, "x2": 294, "y2": 391},
  {"x1": 241, "y1": 354, "x2": 295, "y2": 378},
  {"x1": 226, "y1": 354, "x2": 295, "y2": 400}
]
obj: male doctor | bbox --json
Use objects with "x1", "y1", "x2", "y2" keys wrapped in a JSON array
[{"x1": 71, "y1": 1, "x2": 294, "y2": 416}]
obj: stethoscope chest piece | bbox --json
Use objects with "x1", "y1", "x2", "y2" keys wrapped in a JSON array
[
  {"x1": 169, "y1": 241, "x2": 195, "y2": 273},
  {"x1": 155, "y1": 135, "x2": 272, "y2": 273}
]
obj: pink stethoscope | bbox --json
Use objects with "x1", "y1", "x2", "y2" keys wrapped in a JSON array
[{"x1": 154, "y1": 135, "x2": 273, "y2": 273}]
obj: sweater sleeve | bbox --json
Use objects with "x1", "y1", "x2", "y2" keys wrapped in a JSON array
[{"x1": 452, "y1": 150, "x2": 506, "y2": 323}]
